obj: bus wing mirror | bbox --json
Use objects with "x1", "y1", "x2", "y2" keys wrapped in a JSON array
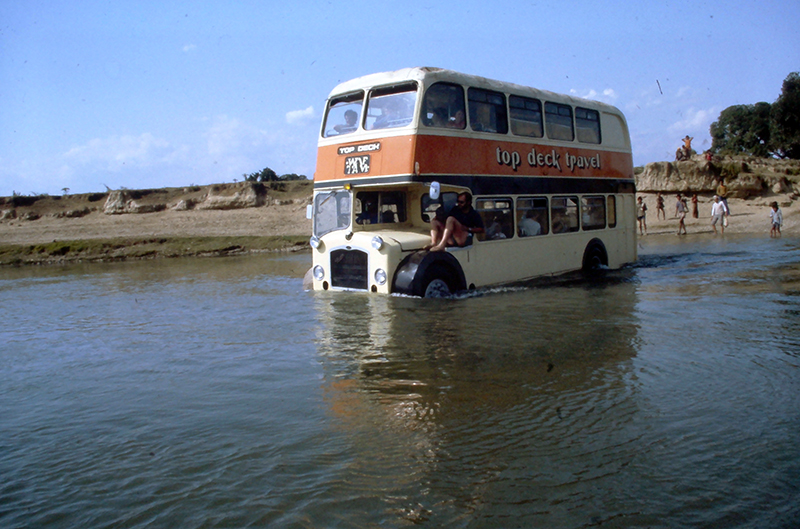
[
  {"x1": 429, "y1": 181, "x2": 440, "y2": 200},
  {"x1": 306, "y1": 204, "x2": 313, "y2": 220}
]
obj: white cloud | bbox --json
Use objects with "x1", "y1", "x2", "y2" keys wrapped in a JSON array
[
  {"x1": 668, "y1": 107, "x2": 718, "y2": 134},
  {"x1": 64, "y1": 133, "x2": 173, "y2": 171},
  {"x1": 569, "y1": 88, "x2": 618, "y2": 104},
  {"x1": 182, "y1": 44, "x2": 197, "y2": 52},
  {"x1": 204, "y1": 115, "x2": 275, "y2": 157},
  {"x1": 286, "y1": 106, "x2": 315, "y2": 125}
]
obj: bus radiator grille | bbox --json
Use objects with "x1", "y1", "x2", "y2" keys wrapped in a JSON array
[{"x1": 330, "y1": 249, "x2": 368, "y2": 290}]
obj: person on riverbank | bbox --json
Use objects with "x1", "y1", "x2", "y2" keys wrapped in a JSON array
[
  {"x1": 656, "y1": 192, "x2": 665, "y2": 220},
  {"x1": 691, "y1": 194, "x2": 699, "y2": 218},
  {"x1": 711, "y1": 195, "x2": 728, "y2": 235},
  {"x1": 676, "y1": 194, "x2": 688, "y2": 235},
  {"x1": 770, "y1": 202, "x2": 783, "y2": 238},
  {"x1": 637, "y1": 196, "x2": 648, "y2": 235},
  {"x1": 716, "y1": 180, "x2": 731, "y2": 218}
]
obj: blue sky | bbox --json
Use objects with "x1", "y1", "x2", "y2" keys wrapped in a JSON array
[{"x1": 1, "y1": 0, "x2": 798, "y2": 196}]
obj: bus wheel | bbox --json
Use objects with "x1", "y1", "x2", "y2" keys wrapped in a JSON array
[
  {"x1": 582, "y1": 240, "x2": 608, "y2": 274},
  {"x1": 418, "y1": 265, "x2": 455, "y2": 298}
]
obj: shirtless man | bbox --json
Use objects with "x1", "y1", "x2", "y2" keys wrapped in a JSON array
[{"x1": 428, "y1": 192, "x2": 484, "y2": 251}]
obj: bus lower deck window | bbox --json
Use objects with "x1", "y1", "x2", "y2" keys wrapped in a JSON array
[{"x1": 517, "y1": 197, "x2": 549, "y2": 236}]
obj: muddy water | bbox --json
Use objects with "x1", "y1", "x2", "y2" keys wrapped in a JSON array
[{"x1": 1, "y1": 235, "x2": 799, "y2": 528}]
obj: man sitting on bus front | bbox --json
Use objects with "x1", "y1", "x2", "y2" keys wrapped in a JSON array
[{"x1": 427, "y1": 192, "x2": 484, "y2": 251}]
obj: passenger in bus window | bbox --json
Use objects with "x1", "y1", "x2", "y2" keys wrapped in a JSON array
[
  {"x1": 518, "y1": 210, "x2": 542, "y2": 237},
  {"x1": 380, "y1": 209, "x2": 396, "y2": 223},
  {"x1": 334, "y1": 110, "x2": 358, "y2": 134},
  {"x1": 427, "y1": 192, "x2": 484, "y2": 251},
  {"x1": 356, "y1": 200, "x2": 377, "y2": 224},
  {"x1": 429, "y1": 108, "x2": 448, "y2": 127},
  {"x1": 447, "y1": 110, "x2": 465, "y2": 129},
  {"x1": 373, "y1": 104, "x2": 398, "y2": 129},
  {"x1": 485, "y1": 216, "x2": 507, "y2": 239},
  {"x1": 552, "y1": 211, "x2": 571, "y2": 233}
]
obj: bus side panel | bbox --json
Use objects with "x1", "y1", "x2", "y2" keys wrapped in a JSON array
[
  {"x1": 446, "y1": 194, "x2": 637, "y2": 289},
  {"x1": 444, "y1": 236, "x2": 574, "y2": 289},
  {"x1": 315, "y1": 135, "x2": 416, "y2": 182}
]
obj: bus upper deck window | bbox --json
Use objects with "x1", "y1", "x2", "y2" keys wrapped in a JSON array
[
  {"x1": 365, "y1": 83, "x2": 417, "y2": 131},
  {"x1": 545, "y1": 102, "x2": 574, "y2": 141},
  {"x1": 422, "y1": 83, "x2": 466, "y2": 129},
  {"x1": 468, "y1": 88, "x2": 508, "y2": 134},
  {"x1": 323, "y1": 91, "x2": 364, "y2": 138},
  {"x1": 576, "y1": 107, "x2": 601, "y2": 144},
  {"x1": 509, "y1": 96, "x2": 543, "y2": 138}
]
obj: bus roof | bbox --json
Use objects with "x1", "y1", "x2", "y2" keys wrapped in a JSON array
[{"x1": 328, "y1": 67, "x2": 624, "y2": 116}]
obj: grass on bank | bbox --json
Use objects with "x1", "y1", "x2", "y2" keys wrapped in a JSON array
[{"x1": 0, "y1": 235, "x2": 309, "y2": 266}]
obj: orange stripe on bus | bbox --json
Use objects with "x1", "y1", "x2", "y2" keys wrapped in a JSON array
[{"x1": 314, "y1": 134, "x2": 633, "y2": 182}]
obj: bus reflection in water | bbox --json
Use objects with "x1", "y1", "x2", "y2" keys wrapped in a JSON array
[{"x1": 308, "y1": 67, "x2": 637, "y2": 297}]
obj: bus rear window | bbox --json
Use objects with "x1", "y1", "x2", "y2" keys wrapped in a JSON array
[
  {"x1": 323, "y1": 91, "x2": 364, "y2": 138},
  {"x1": 468, "y1": 88, "x2": 508, "y2": 134},
  {"x1": 576, "y1": 107, "x2": 601, "y2": 144},
  {"x1": 365, "y1": 83, "x2": 417, "y2": 131},
  {"x1": 545, "y1": 102, "x2": 574, "y2": 141}
]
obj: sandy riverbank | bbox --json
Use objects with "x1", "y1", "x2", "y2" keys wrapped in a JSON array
[
  {"x1": 0, "y1": 182, "x2": 313, "y2": 265},
  {"x1": 1, "y1": 184, "x2": 796, "y2": 266},
  {"x1": 634, "y1": 192, "x2": 797, "y2": 237}
]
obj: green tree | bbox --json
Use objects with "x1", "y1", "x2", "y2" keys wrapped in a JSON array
[
  {"x1": 244, "y1": 167, "x2": 279, "y2": 182},
  {"x1": 258, "y1": 167, "x2": 278, "y2": 182},
  {"x1": 771, "y1": 72, "x2": 800, "y2": 159},
  {"x1": 710, "y1": 102, "x2": 771, "y2": 157}
]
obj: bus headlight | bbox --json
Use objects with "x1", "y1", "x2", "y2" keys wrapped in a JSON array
[
  {"x1": 374, "y1": 268, "x2": 387, "y2": 285},
  {"x1": 309, "y1": 236, "x2": 322, "y2": 249},
  {"x1": 313, "y1": 265, "x2": 325, "y2": 281},
  {"x1": 371, "y1": 236, "x2": 384, "y2": 250}
]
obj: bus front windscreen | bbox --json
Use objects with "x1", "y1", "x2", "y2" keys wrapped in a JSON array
[{"x1": 314, "y1": 190, "x2": 351, "y2": 237}]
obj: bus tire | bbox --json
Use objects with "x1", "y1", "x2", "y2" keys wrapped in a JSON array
[
  {"x1": 417, "y1": 263, "x2": 457, "y2": 298},
  {"x1": 582, "y1": 239, "x2": 608, "y2": 274},
  {"x1": 392, "y1": 251, "x2": 465, "y2": 297}
]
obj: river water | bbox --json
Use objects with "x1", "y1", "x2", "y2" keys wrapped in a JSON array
[{"x1": 1, "y1": 235, "x2": 799, "y2": 528}]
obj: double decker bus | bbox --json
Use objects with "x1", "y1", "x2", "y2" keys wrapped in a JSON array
[{"x1": 307, "y1": 67, "x2": 636, "y2": 297}]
